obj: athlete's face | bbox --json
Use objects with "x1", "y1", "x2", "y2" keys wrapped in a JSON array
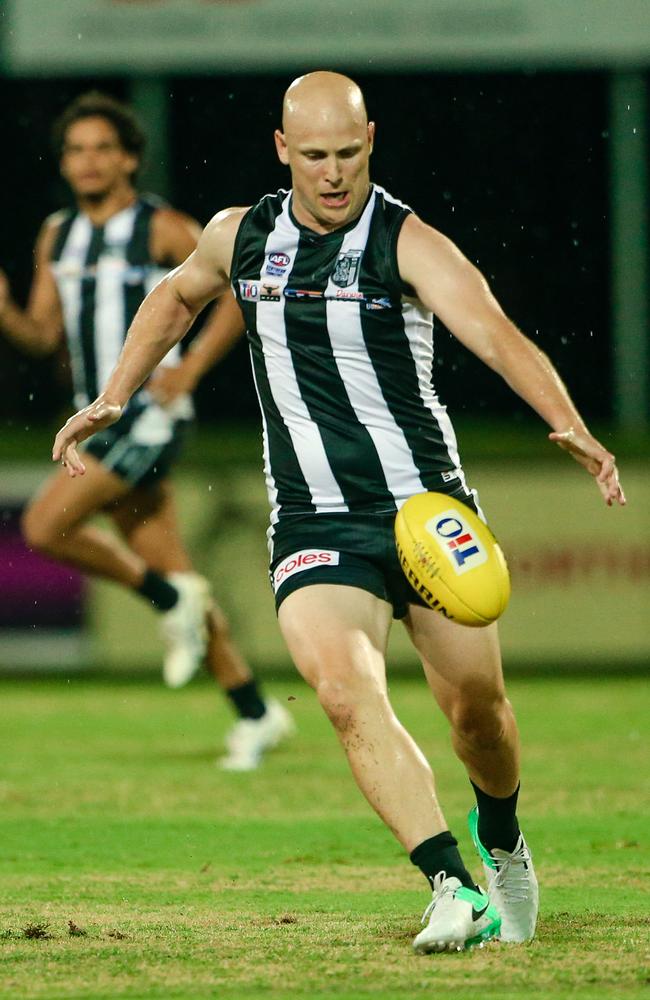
[
  {"x1": 275, "y1": 111, "x2": 374, "y2": 234},
  {"x1": 60, "y1": 117, "x2": 138, "y2": 200}
]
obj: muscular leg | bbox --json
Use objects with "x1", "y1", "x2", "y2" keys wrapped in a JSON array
[
  {"x1": 21, "y1": 456, "x2": 146, "y2": 586},
  {"x1": 109, "y1": 479, "x2": 253, "y2": 690},
  {"x1": 278, "y1": 584, "x2": 447, "y2": 851},
  {"x1": 404, "y1": 606, "x2": 520, "y2": 799}
]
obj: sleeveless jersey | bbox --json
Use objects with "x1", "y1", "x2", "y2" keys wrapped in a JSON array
[
  {"x1": 49, "y1": 195, "x2": 183, "y2": 410},
  {"x1": 231, "y1": 184, "x2": 467, "y2": 524}
]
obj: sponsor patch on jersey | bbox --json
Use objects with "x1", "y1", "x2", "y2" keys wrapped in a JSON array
[
  {"x1": 425, "y1": 511, "x2": 488, "y2": 575},
  {"x1": 265, "y1": 251, "x2": 291, "y2": 276},
  {"x1": 331, "y1": 249, "x2": 363, "y2": 287},
  {"x1": 272, "y1": 549, "x2": 340, "y2": 592},
  {"x1": 259, "y1": 279, "x2": 284, "y2": 301},
  {"x1": 364, "y1": 296, "x2": 392, "y2": 311},
  {"x1": 284, "y1": 287, "x2": 324, "y2": 300},
  {"x1": 239, "y1": 280, "x2": 260, "y2": 301},
  {"x1": 238, "y1": 278, "x2": 286, "y2": 302},
  {"x1": 334, "y1": 289, "x2": 365, "y2": 300}
]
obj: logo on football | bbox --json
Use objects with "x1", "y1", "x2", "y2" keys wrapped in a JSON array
[{"x1": 395, "y1": 492, "x2": 510, "y2": 627}]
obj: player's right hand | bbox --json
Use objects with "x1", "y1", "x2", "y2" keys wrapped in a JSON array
[{"x1": 52, "y1": 397, "x2": 122, "y2": 477}]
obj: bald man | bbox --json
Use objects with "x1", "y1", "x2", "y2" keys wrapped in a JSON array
[{"x1": 53, "y1": 72, "x2": 625, "y2": 953}]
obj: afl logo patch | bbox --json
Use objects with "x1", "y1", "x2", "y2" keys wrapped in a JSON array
[{"x1": 265, "y1": 251, "x2": 291, "y2": 276}]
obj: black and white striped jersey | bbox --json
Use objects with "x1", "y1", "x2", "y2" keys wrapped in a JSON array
[
  {"x1": 231, "y1": 184, "x2": 468, "y2": 524},
  {"x1": 49, "y1": 195, "x2": 183, "y2": 410}
]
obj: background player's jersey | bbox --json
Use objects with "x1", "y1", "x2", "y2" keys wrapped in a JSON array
[
  {"x1": 49, "y1": 195, "x2": 185, "y2": 411},
  {"x1": 231, "y1": 184, "x2": 467, "y2": 524}
]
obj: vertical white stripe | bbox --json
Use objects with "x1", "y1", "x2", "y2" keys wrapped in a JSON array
[
  {"x1": 258, "y1": 195, "x2": 348, "y2": 512},
  {"x1": 53, "y1": 214, "x2": 92, "y2": 408},
  {"x1": 325, "y1": 192, "x2": 425, "y2": 503},
  {"x1": 401, "y1": 298, "x2": 469, "y2": 494},
  {"x1": 94, "y1": 207, "x2": 137, "y2": 393}
]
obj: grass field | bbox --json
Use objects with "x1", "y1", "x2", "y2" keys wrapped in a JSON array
[{"x1": 0, "y1": 674, "x2": 648, "y2": 1000}]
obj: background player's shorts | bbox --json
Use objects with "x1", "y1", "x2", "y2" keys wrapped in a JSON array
[
  {"x1": 83, "y1": 400, "x2": 190, "y2": 488},
  {"x1": 269, "y1": 484, "x2": 480, "y2": 619}
]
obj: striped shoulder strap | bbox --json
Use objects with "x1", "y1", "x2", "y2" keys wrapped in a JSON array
[{"x1": 49, "y1": 208, "x2": 77, "y2": 261}]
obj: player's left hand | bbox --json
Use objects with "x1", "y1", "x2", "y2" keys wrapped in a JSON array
[
  {"x1": 548, "y1": 427, "x2": 626, "y2": 507},
  {"x1": 52, "y1": 397, "x2": 122, "y2": 477}
]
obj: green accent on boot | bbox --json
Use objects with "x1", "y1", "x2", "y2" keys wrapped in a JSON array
[
  {"x1": 455, "y1": 885, "x2": 501, "y2": 943},
  {"x1": 468, "y1": 806, "x2": 497, "y2": 870}
]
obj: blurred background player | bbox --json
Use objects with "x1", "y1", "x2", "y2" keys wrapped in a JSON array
[{"x1": 0, "y1": 91, "x2": 293, "y2": 771}]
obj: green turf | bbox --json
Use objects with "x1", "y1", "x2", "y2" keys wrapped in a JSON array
[{"x1": 0, "y1": 676, "x2": 648, "y2": 999}]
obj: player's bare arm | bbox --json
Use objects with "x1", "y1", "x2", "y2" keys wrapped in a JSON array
[
  {"x1": 398, "y1": 214, "x2": 625, "y2": 507},
  {"x1": 147, "y1": 207, "x2": 246, "y2": 405},
  {"x1": 0, "y1": 220, "x2": 64, "y2": 356},
  {"x1": 150, "y1": 206, "x2": 203, "y2": 267},
  {"x1": 52, "y1": 207, "x2": 247, "y2": 475}
]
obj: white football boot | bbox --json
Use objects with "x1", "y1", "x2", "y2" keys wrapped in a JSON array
[
  {"x1": 412, "y1": 872, "x2": 501, "y2": 954},
  {"x1": 468, "y1": 806, "x2": 539, "y2": 943},
  {"x1": 218, "y1": 699, "x2": 296, "y2": 771},
  {"x1": 160, "y1": 573, "x2": 211, "y2": 688}
]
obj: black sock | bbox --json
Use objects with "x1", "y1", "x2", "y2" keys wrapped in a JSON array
[
  {"x1": 136, "y1": 569, "x2": 179, "y2": 612},
  {"x1": 227, "y1": 680, "x2": 267, "y2": 720},
  {"x1": 410, "y1": 831, "x2": 476, "y2": 891},
  {"x1": 471, "y1": 780, "x2": 521, "y2": 853}
]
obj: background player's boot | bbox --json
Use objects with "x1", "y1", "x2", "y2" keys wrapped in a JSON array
[
  {"x1": 468, "y1": 806, "x2": 539, "y2": 943},
  {"x1": 218, "y1": 699, "x2": 296, "y2": 771},
  {"x1": 160, "y1": 573, "x2": 210, "y2": 688},
  {"x1": 412, "y1": 872, "x2": 500, "y2": 954}
]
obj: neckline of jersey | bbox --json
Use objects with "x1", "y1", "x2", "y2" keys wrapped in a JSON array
[
  {"x1": 78, "y1": 195, "x2": 140, "y2": 231},
  {"x1": 288, "y1": 184, "x2": 375, "y2": 242}
]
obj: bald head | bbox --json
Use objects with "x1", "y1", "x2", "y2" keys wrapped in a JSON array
[
  {"x1": 282, "y1": 71, "x2": 368, "y2": 135},
  {"x1": 275, "y1": 71, "x2": 374, "y2": 234}
]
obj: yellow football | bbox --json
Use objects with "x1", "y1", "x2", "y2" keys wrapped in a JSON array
[{"x1": 395, "y1": 492, "x2": 510, "y2": 627}]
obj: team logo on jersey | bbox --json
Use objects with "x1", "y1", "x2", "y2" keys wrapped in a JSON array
[
  {"x1": 331, "y1": 249, "x2": 363, "y2": 288},
  {"x1": 265, "y1": 251, "x2": 291, "y2": 276}
]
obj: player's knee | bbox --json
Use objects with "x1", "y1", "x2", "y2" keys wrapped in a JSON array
[
  {"x1": 316, "y1": 671, "x2": 385, "y2": 732},
  {"x1": 21, "y1": 505, "x2": 61, "y2": 555},
  {"x1": 450, "y1": 686, "x2": 510, "y2": 750}
]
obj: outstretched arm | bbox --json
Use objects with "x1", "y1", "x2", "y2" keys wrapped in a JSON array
[
  {"x1": 398, "y1": 215, "x2": 625, "y2": 507},
  {"x1": 52, "y1": 206, "x2": 247, "y2": 476}
]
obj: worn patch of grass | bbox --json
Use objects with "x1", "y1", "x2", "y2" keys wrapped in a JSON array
[{"x1": 0, "y1": 676, "x2": 648, "y2": 999}]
